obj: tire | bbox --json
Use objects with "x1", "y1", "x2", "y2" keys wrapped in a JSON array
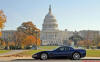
[
  {"x1": 40, "y1": 53, "x2": 48, "y2": 60},
  {"x1": 72, "y1": 52, "x2": 80, "y2": 60}
]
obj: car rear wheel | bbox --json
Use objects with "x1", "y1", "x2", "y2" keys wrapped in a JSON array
[
  {"x1": 40, "y1": 53, "x2": 48, "y2": 60},
  {"x1": 72, "y1": 53, "x2": 80, "y2": 60}
]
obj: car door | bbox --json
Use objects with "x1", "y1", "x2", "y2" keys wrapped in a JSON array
[
  {"x1": 64, "y1": 47, "x2": 72, "y2": 57},
  {"x1": 56, "y1": 47, "x2": 73, "y2": 57},
  {"x1": 53, "y1": 47, "x2": 66, "y2": 57},
  {"x1": 64, "y1": 47, "x2": 75, "y2": 57}
]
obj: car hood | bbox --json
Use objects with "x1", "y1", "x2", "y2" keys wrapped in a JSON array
[
  {"x1": 39, "y1": 50, "x2": 53, "y2": 53},
  {"x1": 34, "y1": 50, "x2": 53, "y2": 55}
]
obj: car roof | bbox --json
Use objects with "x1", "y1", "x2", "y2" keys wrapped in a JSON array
[{"x1": 60, "y1": 46, "x2": 72, "y2": 48}]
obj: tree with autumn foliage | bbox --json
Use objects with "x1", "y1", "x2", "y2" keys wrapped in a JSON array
[
  {"x1": 17, "y1": 21, "x2": 40, "y2": 36},
  {"x1": 77, "y1": 40, "x2": 84, "y2": 47},
  {"x1": 0, "y1": 38, "x2": 6, "y2": 49},
  {"x1": 14, "y1": 31, "x2": 27, "y2": 49},
  {"x1": 77, "y1": 40, "x2": 92, "y2": 49},
  {"x1": 16, "y1": 21, "x2": 40, "y2": 49},
  {"x1": 0, "y1": 10, "x2": 6, "y2": 37},
  {"x1": 22, "y1": 35, "x2": 36, "y2": 48}
]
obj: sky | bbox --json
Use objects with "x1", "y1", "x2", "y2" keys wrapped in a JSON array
[{"x1": 0, "y1": 0, "x2": 100, "y2": 31}]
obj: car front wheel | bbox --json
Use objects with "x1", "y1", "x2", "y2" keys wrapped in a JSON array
[
  {"x1": 72, "y1": 53, "x2": 80, "y2": 60},
  {"x1": 40, "y1": 53, "x2": 48, "y2": 60}
]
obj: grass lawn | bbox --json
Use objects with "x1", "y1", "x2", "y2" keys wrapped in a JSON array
[
  {"x1": 9, "y1": 46, "x2": 100, "y2": 57},
  {"x1": 15, "y1": 50, "x2": 45, "y2": 57},
  {"x1": 26, "y1": 46, "x2": 58, "y2": 55},
  {"x1": 0, "y1": 50, "x2": 10, "y2": 54},
  {"x1": 8, "y1": 46, "x2": 58, "y2": 57},
  {"x1": 86, "y1": 49, "x2": 100, "y2": 57},
  {"x1": 39, "y1": 46, "x2": 58, "y2": 50}
]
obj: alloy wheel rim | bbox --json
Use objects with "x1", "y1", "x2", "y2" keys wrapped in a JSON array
[
  {"x1": 41, "y1": 53, "x2": 47, "y2": 60},
  {"x1": 73, "y1": 53, "x2": 80, "y2": 60}
]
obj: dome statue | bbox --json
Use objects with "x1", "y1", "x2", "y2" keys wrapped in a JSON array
[{"x1": 42, "y1": 5, "x2": 58, "y2": 31}]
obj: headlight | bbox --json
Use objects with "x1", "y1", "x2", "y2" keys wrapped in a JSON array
[{"x1": 32, "y1": 54, "x2": 37, "y2": 57}]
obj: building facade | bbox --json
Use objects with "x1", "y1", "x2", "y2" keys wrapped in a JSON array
[
  {"x1": 40, "y1": 5, "x2": 73, "y2": 46},
  {"x1": 0, "y1": 30, "x2": 16, "y2": 41},
  {"x1": 79, "y1": 30, "x2": 99, "y2": 41}
]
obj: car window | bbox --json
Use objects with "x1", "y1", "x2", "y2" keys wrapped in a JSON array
[
  {"x1": 56, "y1": 47, "x2": 74, "y2": 51},
  {"x1": 58, "y1": 47, "x2": 65, "y2": 51},
  {"x1": 65, "y1": 47, "x2": 70, "y2": 51},
  {"x1": 65, "y1": 47, "x2": 74, "y2": 51}
]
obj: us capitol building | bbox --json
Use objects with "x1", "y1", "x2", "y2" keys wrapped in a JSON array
[
  {"x1": 40, "y1": 5, "x2": 73, "y2": 46},
  {"x1": 0, "y1": 6, "x2": 99, "y2": 46}
]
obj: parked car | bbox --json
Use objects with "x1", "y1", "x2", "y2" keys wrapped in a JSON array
[{"x1": 32, "y1": 46, "x2": 86, "y2": 60}]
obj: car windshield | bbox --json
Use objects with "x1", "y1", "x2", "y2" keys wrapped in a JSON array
[
  {"x1": 52, "y1": 46, "x2": 60, "y2": 51},
  {"x1": 52, "y1": 46, "x2": 74, "y2": 51}
]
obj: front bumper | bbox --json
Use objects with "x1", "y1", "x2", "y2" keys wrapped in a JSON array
[
  {"x1": 32, "y1": 54, "x2": 38, "y2": 58},
  {"x1": 81, "y1": 52, "x2": 86, "y2": 58}
]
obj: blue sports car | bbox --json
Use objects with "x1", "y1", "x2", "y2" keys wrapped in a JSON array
[{"x1": 32, "y1": 46, "x2": 86, "y2": 60}]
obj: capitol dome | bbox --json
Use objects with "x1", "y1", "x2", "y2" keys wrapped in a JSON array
[{"x1": 42, "y1": 5, "x2": 58, "y2": 31}]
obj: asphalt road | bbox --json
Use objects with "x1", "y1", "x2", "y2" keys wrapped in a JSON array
[
  {"x1": 0, "y1": 57, "x2": 100, "y2": 62},
  {"x1": 12, "y1": 59, "x2": 100, "y2": 62}
]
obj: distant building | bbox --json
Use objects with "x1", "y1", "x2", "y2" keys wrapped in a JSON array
[
  {"x1": 79, "y1": 30, "x2": 99, "y2": 41},
  {"x1": 0, "y1": 30, "x2": 16, "y2": 41}
]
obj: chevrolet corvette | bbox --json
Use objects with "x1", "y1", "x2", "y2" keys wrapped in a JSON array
[{"x1": 32, "y1": 46, "x2": 86, "y2": 60}]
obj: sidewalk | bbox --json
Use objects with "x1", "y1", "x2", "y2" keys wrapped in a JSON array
[
  {"x1": 0, "y1": 50, "x2": 26, "y2": 56},
  {"x1": 82, "y1": 57, "x2": 100, "y2": 60}
]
